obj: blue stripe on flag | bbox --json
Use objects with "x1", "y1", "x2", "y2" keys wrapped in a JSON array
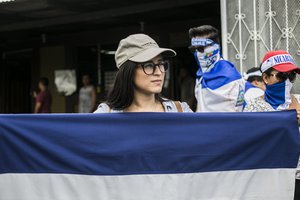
[
  {"x1": 0, "y1": 111, "x2": 299, "y2": 175},
  {"x1": 201, "y1": 60, "x2": 242, "y2": 90}
]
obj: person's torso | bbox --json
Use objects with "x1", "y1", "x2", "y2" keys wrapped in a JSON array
[
  {"x1": 79, "y1": 86, "x2": 93, "y2": 101},
  {"x1": 79, "y1": 86, "x2": 94, "y2": 113},
  {"x1": 195, "y1": 60, "x2": 244, "y2": 112},
  {"x1": 37, "y1": 90, "x2": 52, "y2": 113}
]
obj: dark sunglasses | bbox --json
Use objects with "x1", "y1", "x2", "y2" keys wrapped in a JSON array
[
  {"x1": 139, "y1": 61, "x2": 169, "y2": 75},
  {"x1": 270, "y1": 72, "x2": 297, "y2": 82},
  {"x1": 188, "y1": 43, "x2": 215, "y2": 53},
  {"x1": 188, "y1": 46, "x2": 206, "y2": 53}
]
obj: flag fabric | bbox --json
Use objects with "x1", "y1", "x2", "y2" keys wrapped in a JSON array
[
  {"x1": 0, "y1": 111, "x2": 299, "y2": 200},
  {"x1": 195, "y1": 60, "x2": 245, "y2": 112}
]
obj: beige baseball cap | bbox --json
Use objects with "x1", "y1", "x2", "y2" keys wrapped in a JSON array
[{"x1": 115, "y1": 34, "x2": 176, "y2": 68}]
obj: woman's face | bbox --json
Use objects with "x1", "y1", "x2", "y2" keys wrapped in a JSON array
[
  {"x1": 263, "y1": 68, "x2": 297, "y2": 85},
  {"x1": 133, "y1": 55, "x2": 166, "y2": 95},
  {"x1": 38, "y1": 82, "x2": 44, "y2": 90},
  {"x1": 263, "y1": 69, "x2": 281, "y2": 85},
  {"x1": 82, "y1": 75, "x2": 90, "y2": 86}
]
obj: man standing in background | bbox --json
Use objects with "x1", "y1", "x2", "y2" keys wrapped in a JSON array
[{"x1": 188, "y1": 25, "x2": 244, "y2": 112}]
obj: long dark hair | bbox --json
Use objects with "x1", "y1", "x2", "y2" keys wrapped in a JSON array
[{"x1": 106, "y1": 60, "x2": 164, "y2": 110}]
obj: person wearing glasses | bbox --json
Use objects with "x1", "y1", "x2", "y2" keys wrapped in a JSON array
[
  {"x1": 244, "y1": 50, "x2": 300, "y2": 115},
  {"x1": 244, "y1": 50, "x2": 300, "y2": 200},
  {"x1": 94, "y1": 34, "x2": 192, "y2": 113},
  {"x1": 188, "y1": 25, "x2": 245, "y2": 112}
]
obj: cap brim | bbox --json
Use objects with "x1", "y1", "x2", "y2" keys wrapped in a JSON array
[
  {"x1": 129, "y1": 47, "x2": 176, "y2": 63},
  {"x1": 273, "y1": 63, "x2": 300, "y2": 74}
]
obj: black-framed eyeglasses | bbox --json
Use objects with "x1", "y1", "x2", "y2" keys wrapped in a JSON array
[
  {"x1": 139, "y1": 61, "x2": 169, "y2": 75},
  {"x1": 270, "y1": 72, "x2": 297, "y2": 82}
]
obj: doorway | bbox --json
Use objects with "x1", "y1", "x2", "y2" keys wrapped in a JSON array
[{"x1": 0, "y1": 50, "x2": 32, "y2": 113}]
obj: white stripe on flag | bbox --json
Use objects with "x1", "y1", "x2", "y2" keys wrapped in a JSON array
[
  {"x1": 196, "y1": 79, "x2": 245, "y2": 112},
  {"x1": 0, "y1": 168, "x2": 295, "y2": 200}
]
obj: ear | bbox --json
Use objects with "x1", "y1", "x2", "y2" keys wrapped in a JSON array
[{"x1": 262, "y1": 73, "x2": 268, "y2": 84}]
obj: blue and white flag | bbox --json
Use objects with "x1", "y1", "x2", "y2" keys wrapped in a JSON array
[
  {"x1": 195, "y1": 60, "x2": 245, "y2": 112},
  {"x1": 0, "y1": 112, "x2": 299, "y2": 200}
]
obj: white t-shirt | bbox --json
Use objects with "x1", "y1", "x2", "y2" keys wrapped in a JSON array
[
  {"x1": 79, "y1": 85, "x2": 95, "y2": 113},
  {"x1": 244, "y1": 87, "x2": 265, "y2": 104}
]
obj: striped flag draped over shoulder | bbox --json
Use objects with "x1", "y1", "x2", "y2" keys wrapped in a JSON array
[
  {"x1": 0, "y1": 111, "x2": 299, "y2": 200},
  {"x1": 195, "y1": 60, "x2": 245, "y2": 112}
]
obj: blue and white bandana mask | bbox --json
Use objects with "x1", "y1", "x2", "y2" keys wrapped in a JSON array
[
  {"x1": 191, "y1": 38, "x2": 221, "y2": 74},
  {"x1": 191, "y1": 38, "x2": 215, "y2": 46},
  {"x1": 191, "y1": 38, "x2": 244, "y2": 112},
  {"x1": 264, "y1": 79, "x2": 293, "y2": 110}
]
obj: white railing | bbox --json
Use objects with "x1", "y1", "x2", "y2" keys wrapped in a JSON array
[{"x1": 221, "y1": 0, "x2": 300, "y2": 92}]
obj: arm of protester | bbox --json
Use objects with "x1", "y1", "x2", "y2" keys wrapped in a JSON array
[{"x1": 34, "y1": 102, "x2": 42, "y2": 113}]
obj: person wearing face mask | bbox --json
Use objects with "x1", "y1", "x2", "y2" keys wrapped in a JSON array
[
  {"x1": 94, "y1": 34, "x2": 192, "y2": 113},
  {"x1": 244, "y1": 50, "x2": 300, "y2": 113},
  {"x1": 244, "y1": 50, "x2": 300, "y2": 200},
  {"x1": 188, "y1": 25, "x2": 245, "y2": 112}
]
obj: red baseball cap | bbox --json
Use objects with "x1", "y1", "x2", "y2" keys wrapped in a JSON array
[{"x1": 261, "y1": 50, "x2": 300, "y2": 73}]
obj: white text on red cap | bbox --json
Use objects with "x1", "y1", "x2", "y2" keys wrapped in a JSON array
[{"x1": 261, "y1": 54, "x2": 295, "y2": 72}]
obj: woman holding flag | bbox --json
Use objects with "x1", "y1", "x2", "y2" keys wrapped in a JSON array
[
  {"x1": 243, "y1": 50, "x2": 300, "y2": 200},
  {"x1": 94, "y1": 34, "x2": 192, "y2": 113},
  {"x1": 244, "y1": 50, "x2": 300, "y2": 117}
]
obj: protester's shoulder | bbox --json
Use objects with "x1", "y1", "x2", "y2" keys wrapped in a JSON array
[
  {"x1": 214, "y1": 59, "x2": 241, "y2": 78},
  {"x1": 243, "y1": 96, "x2": 274, "y2": 112},
  {"x1": 93, "y1": 103, "x2": 110, "y2": 113},
  {"x1": 162, "y1": 100, "x2": 193, "y2": 113},
  {"x1": 216, "y1": 59, "x2": 236, "y2": 69},
  {"x1": 244, "y1": 87, "x2": 264, "y2": 101}
]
